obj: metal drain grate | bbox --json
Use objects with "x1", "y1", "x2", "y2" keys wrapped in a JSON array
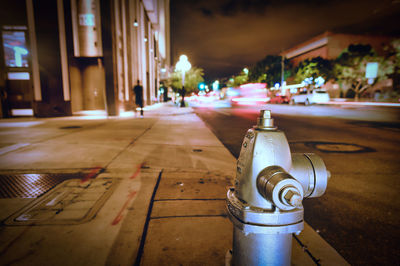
[
  {"x1": 5, "y1": 178, "x2": 119, "y2": 225},
  {"x1": 0, "y1": 171, "x2": 101, "y2": 198}
]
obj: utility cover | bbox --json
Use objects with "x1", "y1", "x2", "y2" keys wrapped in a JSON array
[{"x1": 4, "y1": 178, "x2": 118, "y2": 225}]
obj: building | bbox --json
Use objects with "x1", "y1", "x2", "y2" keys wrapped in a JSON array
[
  {"x1": 0, "y1": 0, "x2": 170, "y2": 118},
  {"x1": 281, "y1": 31, "x2": 393, "y2": 97},
  {"x1": 281, "y1": 31, "x2": 391, "y2": 67}
]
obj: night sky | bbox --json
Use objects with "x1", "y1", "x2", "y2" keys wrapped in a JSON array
[{"x1": 170, "y1": 0, "x2": 400, "y2": 82}]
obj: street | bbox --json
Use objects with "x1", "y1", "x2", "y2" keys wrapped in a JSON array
[{"x1": 194, "y1": 103, "x2": 400, "y2": 265}]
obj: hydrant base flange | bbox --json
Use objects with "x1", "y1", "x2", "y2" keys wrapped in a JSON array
[{"x1": 227, "y1": 188, "x2": 304, "y2": 234}]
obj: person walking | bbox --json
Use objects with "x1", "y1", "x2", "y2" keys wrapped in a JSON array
[
  {"x1": 180, "y1": 86, "x2": 186, "y2": 107},
  {"x1": 133, "y1": 80, "x2": 144, "y2": 117}
]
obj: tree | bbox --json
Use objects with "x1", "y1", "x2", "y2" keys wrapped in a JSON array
[
  {"x1": 384, "y1": 39, "x2": 400, "y2": 92},
  {"x1": 227, "y1": 69, "x2": 248, "y2": 87},
  {"x1": 294, "y1": 57, "x2": 333, "y2": 86},
  {"x1": 334, "y1": 44, "x2": 394, "y2": 100},
  {"x1": 169, "y1": 67, "x2": 205, "y2": 93},
  {"x1": 248, "y1": 55, "x2": 291, "y2": 87}
]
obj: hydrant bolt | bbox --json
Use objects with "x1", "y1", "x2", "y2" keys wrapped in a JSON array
[{"x1": 282, "y1": 188, "x2": 302, "y2": 208}]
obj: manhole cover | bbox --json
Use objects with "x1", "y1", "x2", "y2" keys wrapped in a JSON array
[
  {"x1": 304, "y1": 141, "x2": 375, "y2": 153},
  {"x1": 4, "y1": 178, "x2": 119, "y2": 225}
]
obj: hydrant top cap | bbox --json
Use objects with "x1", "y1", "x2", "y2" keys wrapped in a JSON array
[{"x1": 256, "y1": 110, "x2": 276, "y2": 129}]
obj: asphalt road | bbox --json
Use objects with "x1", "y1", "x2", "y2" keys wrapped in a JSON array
[{"x1": 193, "y1": 104, "x2": 400, "y2": 266}]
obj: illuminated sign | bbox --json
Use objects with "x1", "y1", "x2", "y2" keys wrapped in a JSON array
[
  {"x1": 79, "y1": 14, "x2": 95, "y2": 26},
  {"x1": 2, "y1": 31, "x2": 29, "y2": 67},
  {"x1": 7, "y1": 72, "x2": 30, "y2": 80},
  {"x1": 365, "y1": 62, "x2": 378, "y2": 79}
]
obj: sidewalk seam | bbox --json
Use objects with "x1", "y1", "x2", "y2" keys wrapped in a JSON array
[
  {"x1": 104, "y1": 125, "x2": 153, "y2": 169},
  {"x1": 134, "y1": 170, "x2": 163, "y2": 266},
  {"x1": 293, "y1": 234, "x2": 321, "y2": 265}
]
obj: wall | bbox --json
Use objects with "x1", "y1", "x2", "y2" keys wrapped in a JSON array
[
  {"x1": 289, "y1": 46, "x2": 329, "y2": 67},
  {"x1": 328, "y1": 33, "x2": 392, "y2": 58}
]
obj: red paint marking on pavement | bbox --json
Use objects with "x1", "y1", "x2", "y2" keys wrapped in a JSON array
[
  {"x1": 111, "y1": 190, "x2": 137, "y2": 225},
  {"x1": 81, "y1": 166, "x2": 102, "y2": 184},
  {"x1": 110, "y1": 163, "x2": 145, "y2": 225},
  {"x1": 130, "y1": 162, "x2": 145, "y2": 179}
]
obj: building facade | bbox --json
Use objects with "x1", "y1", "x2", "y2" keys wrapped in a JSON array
[
  {"x1": 280, "y1": 31, "x2": 393, "y2": 97},
  {"x1": 0, "y1": 0, "x2": 170, "y2": 118},
  {"x1": 281, "y1": 31, "x2": 391, "y2": 67}
]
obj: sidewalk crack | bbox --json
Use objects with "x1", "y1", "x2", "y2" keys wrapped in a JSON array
[{"x1": 293, "y1": 234, "x2": 321, "y2": 265}]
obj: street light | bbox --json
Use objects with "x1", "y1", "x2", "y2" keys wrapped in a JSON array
[
  {"x1": 175, "y1": 54, "x2": 191, "y2": 86},
  {"x1": 175, "y1": 54, "x2": 191, "y2": 107}
]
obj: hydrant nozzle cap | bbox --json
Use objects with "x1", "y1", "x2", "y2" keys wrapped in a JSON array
[{"x1": 257, "y1": 110, "x2": 276, "y2": 129}]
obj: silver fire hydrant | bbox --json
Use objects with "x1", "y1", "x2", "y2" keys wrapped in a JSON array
[{"x1": 226, "y1": 110, "x2": 330, "y2": 266}]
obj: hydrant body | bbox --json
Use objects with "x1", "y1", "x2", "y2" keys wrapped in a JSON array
[{"x1": 226, "y1": 110, "x2": 329, "y2": 266}]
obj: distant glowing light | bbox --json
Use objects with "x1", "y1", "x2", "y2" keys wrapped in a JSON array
[
  {"x1": 212, "y1": 80, "x2": 219, "y2": 90},
  {"x1": 232, "y1": 97, "x2": 270, "y2": 102},
  {"x1": 199, "y1": 83, "x2": 205, "y2": 90},
  {"x1": 226, "y1": 88, "x2": 240, "y2": 97},
  {"x1": 175, "y1": 55, "x2": 191, "y2": 72},
  {"x1": 231, "y1": 97, "x2": 270, "y2": 106},
  {"x1": 303, "y1": 77, "x2": 313, "y2": 85},
  {"x1": 10, "y1": 109, "x2": 33, "y2": 116},
  {"x1": 315, "y1": 76, "x2": 325, "y2": 87},
  {"x1": 175, "y1": 55, "x2": 191, "y2": 86},
  {"x1": 239, "y1": 83, "x2": 266, "y2": 91},
  {"x1": 274, "y1": 83, "x2": 280, "y2": 90},
  {"x1": 133, "y1": 19, "x2": 138, "y2": 27},
  {"x1": 72, "y1": 110, "x2": 107, "y2": 119},
  {"x1": 243, "y1": 68, "x2": 249, "y2": 75}
]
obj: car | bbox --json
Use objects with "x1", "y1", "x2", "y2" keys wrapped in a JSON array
[
  {"x1": 290, "y1": 89, "x2": 330, "y2": 105},
  {"x1": 269, "y1": 95, "x2": 290, "y2": 104}
]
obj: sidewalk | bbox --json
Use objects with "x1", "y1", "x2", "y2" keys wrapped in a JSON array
[{"x1": 0, "y1": 103, "x2": 348, "y2": 265}]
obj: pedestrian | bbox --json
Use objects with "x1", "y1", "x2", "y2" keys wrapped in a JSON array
[
  {"x1": 180, "y1": 86, "x2": 186, "y2": 107},
  {"x1": 133, "y1": 80, "x2": 144, "y2": 117}
]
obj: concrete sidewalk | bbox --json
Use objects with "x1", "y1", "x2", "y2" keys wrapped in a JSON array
[{"x1": 0, "y1": 103, "x2": 348, "y2": 265}]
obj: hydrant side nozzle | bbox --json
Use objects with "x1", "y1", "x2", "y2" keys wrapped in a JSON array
[
  {"x1": 257, "y1": 166, "x2": 304, "y2": 211},
  {"x1": 290, "y1": 153, "x2": 330, "y2": 198}
]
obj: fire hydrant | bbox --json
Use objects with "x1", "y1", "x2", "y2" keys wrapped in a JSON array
[{"x1": 226, "y1": 110, "x2": 330, "y2": 266}]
